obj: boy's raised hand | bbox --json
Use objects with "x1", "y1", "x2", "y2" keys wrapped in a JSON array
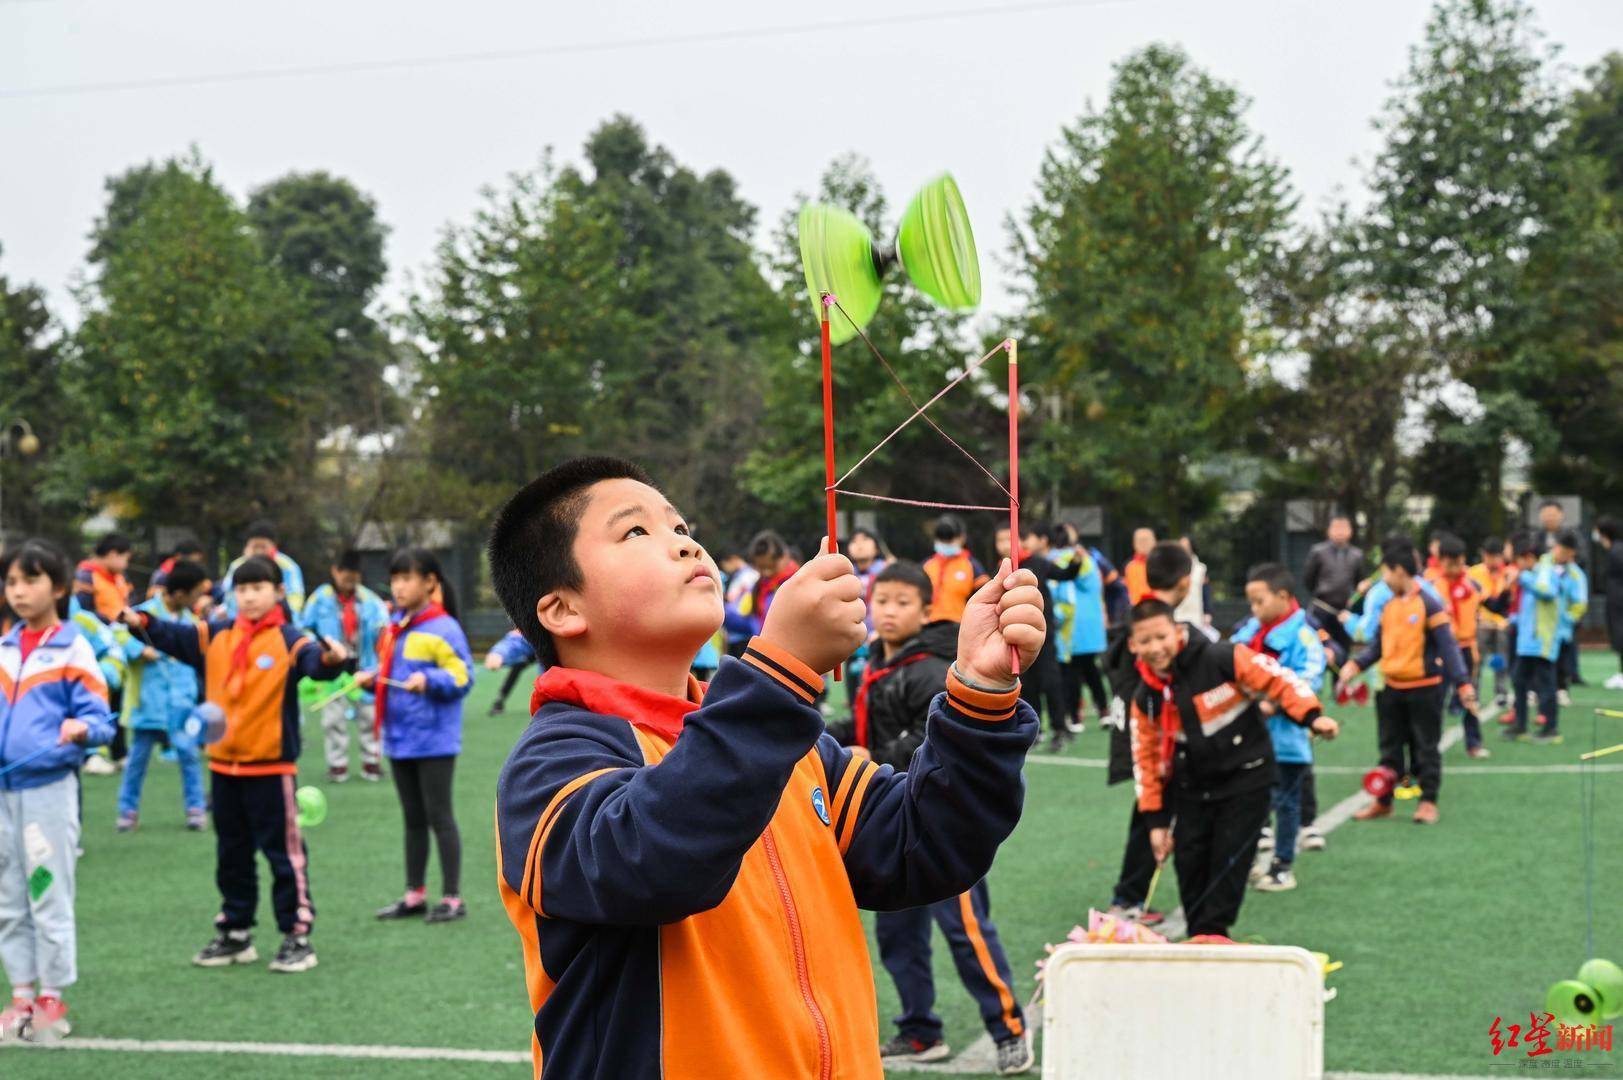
[
  {"x1": 957, "y1": 560, "x2": 1045, "y2": 688},
  {"x1": 758, "y1": 537, "x2": 867, "y2": 676},
  {"x1": 1310, "y1": 716, "x2": 1339, "y2": 740}
]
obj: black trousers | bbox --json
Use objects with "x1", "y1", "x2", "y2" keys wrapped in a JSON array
[
  {"x1": 213, "y1": 772, "x2": 315, "y2": 935},
  {"x1": 1110, "y1": 802, "x2": 1158, "y2": 909},
  {"x1": 1172, "y1": 785, "x2": 1272, "y2": 938},
  {"x1": 494, "y1": 662, "x2": 531, "y2": 707},
  {"x1": 391, "y1": 755, "x2": 462, "y2": 896},
  {"x1": 1020, "y1": 644, "x2": 1068, "y2": 733},
  {"x1": 1300, "y1": 767, "x2": 1318, "y2": 827},
  {"x1": 1375, "y1": 685, "x2": 1445, "y2": 804},
  {"x1": 1513, "y1": 655, "x2": 1559, "y2": 735},
  {"x1": 1063, "y1": 654, "x2": 1109, "y2": 718}
]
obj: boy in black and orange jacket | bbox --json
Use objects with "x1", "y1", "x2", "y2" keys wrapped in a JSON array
[
  {"x1": 489, "y1": 458, "x2": 1045, "y2": 1080},
  {"x1": 121, "y1": 556, "x2": 351, "y2": 974},
  {"x1": 1128, "y1": 598, "x2": 1338, "y2": 941},
  {"x1": 1339, "y1": 542, "x2": 1474, "y2": 825}
]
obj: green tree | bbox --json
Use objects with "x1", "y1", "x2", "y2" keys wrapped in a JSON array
[
  {"x1": 740, "y1": 154, "x2": 1001, "y2": 551},
  {"x1": 1013, "y1": 44, "x2": 1295, "y2": 533},
  {"x1": 411, "y1": 117, "x2": 790, "y2": 546},
  {"x1": 248, "y1": 171, "x2": 395, "y2": 434},
  {"x1": 60, "y1": 152, "x2": 329, "y2": 550},
  {"x1": 1363, "y1": 0, "x2": 1567, "y2": 526},
  {"x1": 0, "y1": 246, "x2": 77, "y2": 546}
]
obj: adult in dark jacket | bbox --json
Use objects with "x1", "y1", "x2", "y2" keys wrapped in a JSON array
[
  {"x1": 1302, "y1": 517, "x2": 1364, "y2": 653},
  {"x1": 828, "y1": 561, "x2": 1034, "y2": 1072}
]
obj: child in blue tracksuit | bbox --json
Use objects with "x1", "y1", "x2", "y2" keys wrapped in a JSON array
[
  {"x1": 1508, "y1": 531, "x2": 1585, "y2": 741},
  {"x1": 116, "y1": 559, "x2": 213, "y2": 832},
  {"x1": 0, "y1": 541, "x2": 115, "y2": 1043},
  {"x1": 1233, "y1": 563, "x2": 1326, "y2": 892},
  {"x1": 357, "y1": 549, "x2": 473, "y2": 924},
  {"x1": 300, "y1": 552, "x2": 389, "y2": 782}
]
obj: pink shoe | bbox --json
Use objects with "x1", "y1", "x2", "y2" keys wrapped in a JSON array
[
  {"x1": 0, "y1": 996, "x2": 32, "y2": 1041},
  {"x1": 26, "y1": 994, "x2": 69, "y2": 1042}
]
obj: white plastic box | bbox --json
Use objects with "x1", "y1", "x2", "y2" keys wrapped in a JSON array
[{"x1": 1041, "y1": 943, "x2": 1326, "y2": 1080}]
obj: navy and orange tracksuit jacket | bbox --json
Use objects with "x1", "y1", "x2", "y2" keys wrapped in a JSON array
[
  {"x1": 139, "y1": 615, "x2": 350, "y2": 775},
  {"x1": 1351, "y1": 586, "x2": 1471, "y2": 692},
  {"x1": 494, "y1": 636, "x2": 1039, "y2": 1080}
]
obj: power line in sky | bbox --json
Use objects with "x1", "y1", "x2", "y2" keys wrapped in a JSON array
[{"x1": 1, "y1": 0, "x2": 1132, "y2": 101}]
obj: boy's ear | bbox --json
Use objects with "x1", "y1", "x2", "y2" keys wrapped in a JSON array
[
  {"x1": 537, "y1": 590, "x2": 587, "y2": 646},
  {"x1": 275, "y1": 584, "x2": 288, "y2": 599}
]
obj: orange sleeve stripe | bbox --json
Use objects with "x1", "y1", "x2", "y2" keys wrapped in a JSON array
[
  {"x1": 837, "y1": 759, "x2": 877, "y2": 855},
  {"x1": 16, "y1": 666, "x2": 109, "y2": 704},
  {"x1": 830, "y1": 756, "x2": 869, "y2": 834},
  {"x1": 741, "y1": 636, "x2": 825, "y2": 704},
  {"x1": 1426, "y1": 611, "x2": 1451, "y2": 630},
  {"x1": 524, "y1": 767, "x2": 619, "y2": 912},
  {"x1": 945, "y1": 668, "x2": 1018, "y2": 722},
  {"x1": 958, "y1": 891, "x2": 1023, "y2": 1037}
]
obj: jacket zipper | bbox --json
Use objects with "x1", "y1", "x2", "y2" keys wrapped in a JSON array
[{"x1": 761, "y1": 825, "x2": 832, "y2": 1080}]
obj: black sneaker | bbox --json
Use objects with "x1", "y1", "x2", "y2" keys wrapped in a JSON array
[
  {"x1": 488, "y1": 700, "x2": 506, "y2": 716},
  {"x1": 1254, "y1": 860, "x2": 1296, "y2": 892},
  {"x1": 376, "y1": 898, "x2": 427, "y2": 920},
  {"x1": 268, "y1": 934, "x2": 317, "y2": 973},
  {"x1": 996, "y1": 1034, "x2": 1035, "y2": 1075},
  {"x1": 879, "y1": 1035, "x2": 950, "y2": 1062},
  {"x1": 424, "y1": 899, "x2": 467, "y2": 924},
  {"x1": 193, "y1": 930, "x2": 257, "y2": 967}
]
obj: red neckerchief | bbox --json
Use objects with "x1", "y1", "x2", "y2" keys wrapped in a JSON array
[
  {"x1": 1135, "y1": 659, "x2": 1180, "y2": 770},
  {"x1": 18, "y1": 624, "x2": 59, "y2": 665},
  {"x1": 1442, "y1": 571, "x2": 1473, "y2": 627},
  {"x1": 529, "y1": 666, "x2": 705, "y2": 743},
  {"x1": 852, "y1": 651, "x2": 933, "y2": 749},
  {"x1": 227, "y1": 608, "x2": 287, "y2": 700},
  {"x1": 1247, "y1": 599, "x2": 1300, "y2": 656},
  {"x1": 337, "y1": 589, "x2": 359, "y2": 643},
  {"x1": 753, "y1": 561, "x2": 799, "y2": 621},
  {"x1": 374, "y1": 603, "x2": 446, "y2": 733},
  {"x1": 157, "y1": 557, "x2": 177, "y2": 578}
]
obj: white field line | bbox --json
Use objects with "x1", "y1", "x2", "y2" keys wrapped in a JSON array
[{"x1": 5, "y1": 1036, "x2": 528, "y2": 1063}]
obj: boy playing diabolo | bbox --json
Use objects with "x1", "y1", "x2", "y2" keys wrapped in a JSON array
[{"x1": 491, "y1": 457, "x2": 1045, "y2": 1079}]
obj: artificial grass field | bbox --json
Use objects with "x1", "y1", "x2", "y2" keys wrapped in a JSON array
[{"x1": 3, "y1": 652, "x2": 1619, "y2": 1078}]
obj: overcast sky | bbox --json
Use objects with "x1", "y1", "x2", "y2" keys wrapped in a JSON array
[{"x1": 4, "y1": 0, "x2": 1621, "y2": 329}]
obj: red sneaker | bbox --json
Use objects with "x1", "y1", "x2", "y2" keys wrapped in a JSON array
[
  {"x1": 27, "y1": 995, "x2": 69, "y2": 1042},
  {"x1": 1184, "y1": 934, "x2": 1237, "y2": 945},
  {"x1": 0, "y1": 996, "x2": 32, "y2": 1041},
  {"x1": 1497, "y1": 709, "x2": 1516, "y2": 725},
  {"x1": 1353, "y1": 683, "x2": 1370, "y2": 706}
]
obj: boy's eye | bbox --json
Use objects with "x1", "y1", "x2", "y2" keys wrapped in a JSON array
[
  {"x1": 624, "y1": 526, "x2": 648, "y2": 539},
  {"x1": 674, "y1": 524, "x2": 689, "y2": 537}
]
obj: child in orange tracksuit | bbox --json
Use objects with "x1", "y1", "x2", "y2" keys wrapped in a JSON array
[
  {"x1": 122, "y1": 556, "x2": 351, "y2": 975},
  {"x1": 1424, "y1": 534, "x2": 1487, "y2": 757},
  {"x1": 489, "y1": 458, "x2": 1046, "y2": 1080}
]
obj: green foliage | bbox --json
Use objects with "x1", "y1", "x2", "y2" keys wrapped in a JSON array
[
  {"x1": 0, "y1": 246, "x2": 78, "y2": 545},
  {"x1": 1013, "y1": 44, "x2": 1295, "y2": 533},
  {"x1": 61, "y1": 152, "x2": 330, "y2": 544}
]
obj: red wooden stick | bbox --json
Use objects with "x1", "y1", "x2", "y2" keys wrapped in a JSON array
[
  {"x1": 1007, "y1": 339, "x2": 1021, "y2": 678},
  {"x1": 820, "y1": 295, "x2": 842, "y2": 683}
]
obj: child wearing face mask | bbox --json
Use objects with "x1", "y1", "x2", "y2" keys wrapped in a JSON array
[{"x1": 923, "y1": 515, "x2": 989, "y2": 624}]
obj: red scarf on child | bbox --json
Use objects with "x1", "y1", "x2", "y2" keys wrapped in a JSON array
[
  {"x1": 1246, "y1": 599, "x2": 1300, "y2": 656},
  {"x1": 373, "y1": 603, "x2": 446, "y2": 734},
  {"x1": 529, "y1": 666, "x2": 705, "y2": 743},
  {"x1": 851, "y1": 652, "x2": 933, "y2": 751},
  {"x1": 227, "y1": 608, "x2": 286, "y2": 700},
  {"x1": 338, "y1": 590, "x2": 359, "y2": 643},
  {"x1": 1135, "y1": 659, "x2": 1181, "y2": 773}
]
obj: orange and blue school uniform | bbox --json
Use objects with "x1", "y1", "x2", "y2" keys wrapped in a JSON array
[
  {"x1": 73, "y1": 560, "x2": 131, "y2": 624},
  {"x1": 922, "y1": 550, "x2": 988, "y2": 623},
  {"x1": 495, "y1": 636, "x2": 1039, "y2": 1080},
  {"x1": 138, "y1": 609, "x2": 351, "y2": 935}
]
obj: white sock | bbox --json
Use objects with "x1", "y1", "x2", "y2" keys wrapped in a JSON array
[
  {"x1": 12, "y1": 986, "x2": 35, "y2": 1001},
  {"x1": 38, "y1": 987, "x2": 60, "y2": 1000}
]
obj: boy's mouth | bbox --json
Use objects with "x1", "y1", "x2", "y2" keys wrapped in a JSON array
[{"x1": 686, "y1": 565, "x2": 716, "y2": 586}]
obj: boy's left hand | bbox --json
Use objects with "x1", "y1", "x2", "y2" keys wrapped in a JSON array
[
  {"x1": 402, "y1": 672, "x2": 428, "y2": 694},
  {"x1": 1310, "y1": 716, "x2": 1339, "y2": 740},
  {"x1": 1458, "y1": 684, "x2": 1478, "y2": 712},
  {"x1": 58, "y1": 719, "x2": 89, "y2": 745},
  {"x1": 318, "y1": 636, "x2": 351, "y2": 665},
  {"x1": 957, "y1": 560, "x2": 1045, "y2": 688}
]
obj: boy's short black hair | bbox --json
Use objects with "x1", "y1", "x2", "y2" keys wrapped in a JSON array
[
  {"x1": 1553, "y1": 528, "x2": 1582, "y2": 552},
  {"x1": 488, "y1": 456, "x2": 657, "y2": 666},
  {"x1": 1597, "y1": 517, "x2": 1619, "y2": 544},
  {"x1": 1145, "y1": 541, "x2": 1193, "y2": 591},
  {"x1": 1, "y1": 540, "x2": 73, "y2": 619},
  {"x1": 246, "y1": 520, "x2": 278, "y2": 543},
  {"x1": 1245, "y1": 562, "x2": 1295, "y2": 595},
  {"x1": 1437, "y1": 534, "x2": 1467, "y2": 560},
  {"x1": 333, "y1": 550, "x2": 363, "y2": 572},
  {"x1": 874, "y1": 559, "x2": 932, "y2": 607},
  {"x1": 1050, "y1": 523, "x2": 1076, "y2": 548},
  {"x1": 1539, "y1": 498, "x2": 1562, "y2": 512},
  {"x1": 933, "y1": 515, "x2": 967, "y2": 542},
  {"x1": 1481, "y1": 535, "x2": 1505, "y2": 556},
  {"x1": 1129, "y1": 597, "x2": 1177, "y2": 628},
  {"x1": 232, "y1": 554, "x2": 283, "y2": 588},
  {"x1": 1020, "y1": 520, "x2": 1051, "y2": 543},
  {"x1": 747, "y1": 530, "x2": 787, "y2": 562},
  {"x1": 161, "y1": 560, "x2": 209, "y2": 595},
  {"x1": 1512, "y1": 531, "x2": 1541, "y2": 557},
  {"x1": 94, "y1": 533, "x2": 132, "y2": 556},
  {"x1": 173, "y1": 538, "x2": 205, "y2": 558},
  {"x1": 1380, "y1": 542, "x2": 1420, "y2": 575}
]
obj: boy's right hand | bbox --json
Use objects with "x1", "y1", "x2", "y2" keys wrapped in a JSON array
[
  {"x1": 1149, "y1": 827, "x2": 1173, "y2": 864},
  {"x1": 116, "y1": 607, "x2": 146, "y2": 628},
  {"x1": 758, "y1": 537, "x2": 867, "y2": 675},
  {"x1": 483, "y1": 652, "x2": 504, "y2": 671}
]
